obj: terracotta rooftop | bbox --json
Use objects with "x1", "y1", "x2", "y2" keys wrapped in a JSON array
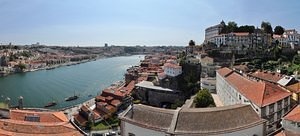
[
  {"x1": 0, "y1": 110, "x2": 81, "y2": 136},
  {"x1": 74, "y1": 114, "x2": 87, "y2": 127},
  {"x1": 95, "y1": 95, "x2": 106, "y2": 102},
  {"x1": 250, "y1": 70, "x2": 283, "y2": 83},
  {"x1": 218, "y1": 67, "x2": 291, "y2": 107},
  {"x1": 216, "y1": 67, "x2": 232, "y2": 77},
  {"x1": 10, "y1": 110, "x2": 68, "y2": 122},
  {"x1": 164, "y1": 63, "x2": 181, "y2": 69},
  {"x1": 110, "y1": 99, "x2": 121, "y2": 107},
  {"x1": 286, "y1": 82, "x2": 300, "y2": 93},
  {"x1": 283, "y1": 105, "x2": 300, "y2": 122}
]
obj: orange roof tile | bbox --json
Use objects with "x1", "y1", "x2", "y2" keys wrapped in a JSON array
[
  {"x1": 218, "y1": 68, "x2": 291, "y2": 107},
  {"x1": 284, "y1": 105, "x2": 300, "y2": 122},
  {"x1": 95, "y1": 95, "x2": 106, "y2": 102},
  {"x1": 110, "y1": 99, "x2": 121, "y2": 107},
  {"x1": 164, "y1": 63, "x2": 181, "y2": 69},
  {"x1": 216, "y1": 67, "x2": 232, "y2": 77},
  {"x1": 232, "y1": 32, "x2": 249, "y2": 36},
  {"x1": 286, "y1": 82, "x2": 300, "y2": 93},
  {"x1": 10, "y1": 110, "x2": 67, "y2": 123},
  {"x1": 74, "y1": 114, "x2": 87, "y2": 126},
  {"x1": 250, "y1": 71, "x2": 283, "y2": 83},
  {"x1": 0, "y1": 110, "x2": 81, "y2": 136}
]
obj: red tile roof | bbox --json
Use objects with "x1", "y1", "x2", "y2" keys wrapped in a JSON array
[
  {"x1": 95, "y1": 95, "x2": 106, "y2": 102},
  {"x1": 74, "y1": 114, "x2": 87, "y2": 126},
  {"x1": 287, "y1": 82, "x2": 300, "y2": 93},
  {"x1": 110, "y1": 99, "x2": 121, "y2": 107},
  {"x1": 10, "y1": 110, "x2": 68, "y2": 122},
  {"x1": 164, "y1": 63, "x2": 181, "y2": 69},
  {"x1": 106, "y1": 96, "x2": 114, "y2": 101},
  {"x1": 0, "y1": 110, "x2": 81, "y2": 136},
  {"x1": 283, "y1": 105, "x2": 300, "y2": 122},
  {"x1": 216, "y1": 67, "x2": 232, "y2": 77},
  {"x1": 218, "y1": 67, "x2": 292, "y2": 107},
  {"x1": 250, "y1": 71, "x2": 283, "y2": 83},
  {"x1": 232, "y1": 32, "x2": 249, "y2": 36}
]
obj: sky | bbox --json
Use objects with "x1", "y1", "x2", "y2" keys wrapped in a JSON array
[{"x1": 0, "y1": 0, "x2": 300, "y2": 46}]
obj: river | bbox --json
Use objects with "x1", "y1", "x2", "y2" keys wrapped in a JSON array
[{"x1": 0, "y1": 55, "x2": 144, "y2": 109}]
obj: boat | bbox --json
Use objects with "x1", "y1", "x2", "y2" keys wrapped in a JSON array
[
  {"x1": 44, "y1": 101, "x2": 57, "y2": 108},
  {"x1": 46, "y1": 67, "x2": 55, "y2": 70},
  {"x1": 65, "y1": 95, "x2": 78, "y2": 101}
]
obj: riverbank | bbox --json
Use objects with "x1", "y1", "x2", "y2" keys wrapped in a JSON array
[{"x1": 0, "y1": 55, "x2": 144, "y2": 109}]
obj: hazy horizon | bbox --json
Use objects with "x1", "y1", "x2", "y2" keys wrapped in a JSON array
[{"x1": 1, "y1": 0, "x2": 300, "y2": 46}]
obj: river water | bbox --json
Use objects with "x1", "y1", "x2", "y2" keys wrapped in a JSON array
[{"x1": 0, "y1": 55, "x2": 143, "y2": 109}]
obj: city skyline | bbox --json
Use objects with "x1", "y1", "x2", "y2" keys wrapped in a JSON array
[{"x1": 1, "y1": 0, "x2": 300, "y2": 46}]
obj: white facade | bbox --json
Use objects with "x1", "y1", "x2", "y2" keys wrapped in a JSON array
[
  {"x1": 216, "y1": 71, "x2": 291, "y2": 134},
  {"x1": 163, "y1": 63, "x2": 182, "y2": 77},
  {"x1": 201, "y1": 77, "x2": 216, "y2": 93},
  {"x1": 282, "y1": 119, "x2": 300, "y2": 133}
]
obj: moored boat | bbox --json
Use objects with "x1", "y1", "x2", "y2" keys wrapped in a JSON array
[
  {"x1": 65, "y1": 95, "x2": 79, "y2": 101},
  {"x1": 44, "y1": 101, "x2": 57, "y2": 108}
]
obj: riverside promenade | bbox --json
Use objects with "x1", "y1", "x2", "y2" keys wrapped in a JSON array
[{"x1": 62, "y1": 98, "x2": 96, "y2": 120}]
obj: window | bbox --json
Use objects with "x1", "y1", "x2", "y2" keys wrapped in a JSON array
[
  {"x1": 269, "y1": 104, "x2": 274, "y2": 114},
  {"x1": 261, "y1": 107, "x2": 266, "y2": 117},
  {"x1": 277, "y1": 100, "x2": 282, "y2": 110},
  {"x1": 128, "y1": 133, "x2": 135, "y2": 136},
  {"x1": 284, "y1": 97, "x2": 289, "y2": 106},
  {"x1": 269, "y1": 114, "x2": 274, "y2": 123},
  {"x1": 277, "y1": 111, "x2": 282, "y2": 120}
]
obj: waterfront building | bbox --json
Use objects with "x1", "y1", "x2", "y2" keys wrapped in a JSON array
[
  {"x1": 0, "y1": 109, "x2": 81, "y2": 135},
  {"x1": 216, "y1": 67, "x2": 292, "y2": 134},
  {"x1": 163, "y1": 62, "x2": 182, "y2": 77},
  {"x1": 119, "y1": 104, "x2": 266, "y2": 136},
  {"x1": 74, "y1": 80, "x2": 136, "y2": 127},
  {"x1": 286, "y1": 82, "x2": 300, "y2": 103}
]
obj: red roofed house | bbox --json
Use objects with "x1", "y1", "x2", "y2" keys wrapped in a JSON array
[
  {"x1": 0, "y1": 109, "x2": 81, "y2": 136},
  {"x1": 286, "y1": 82, "x2": 300, "y2": 104},
  {"x1": 163, "y1": 63, "x2": 182, "y2": 77},
  {"x1": 216, "y1": 67, "x2": 292, "y2": 134}
]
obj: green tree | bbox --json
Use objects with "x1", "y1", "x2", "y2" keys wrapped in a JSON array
[
  {"x1": 261, "y1": 21, "x2": 273, "y2": 34},
  {"x1": 274, "y1": 26, "x2": 285, "y2": 35},
  {"x1": 189, "y1": 40, "x2": 195, "y2": 46},
  {"x1": 236, "y1": 25, "x2": 255, "y2": 33},
  {"x1": 193, "y1": 89, "x2": 215, "y2": 108},
  {"x1": 18, "y1": 63, "x2": 26, "y2": 71},
  {"x1": 227, "y1": 21, "x2": 238, "y2": 33}
]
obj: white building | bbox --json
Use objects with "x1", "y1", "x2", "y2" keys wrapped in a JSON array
[
  {"x1": 216, "y1": 67, "x2": 292, "y2": 134},
  {"x1": 205, "y1": 21, "x2": 225, "y2": 43},
  {"x1": 163, "y1": 63, "x2": 182, "y2": 77},
  {"x1": 273, "y1": 29, "x2": 300, "y2": 49},
  {"x1": 120, "y1": 104, "x2": 266, "y2": 136},
  {"x1": 281, "y1": 105, "x2": 300, "y2": 135},
  {"x1": 201, "y1": 77, "x2": 216, "y2": 93}
]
